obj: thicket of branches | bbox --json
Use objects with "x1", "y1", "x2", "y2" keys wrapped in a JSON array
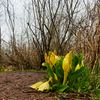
[{"x1": 0, "y1": 0, "x2": 100, "y2": 70}]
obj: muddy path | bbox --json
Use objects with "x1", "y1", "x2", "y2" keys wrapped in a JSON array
[{"x1": 0, "y1": 72, "x2": 90, "y2": 100}]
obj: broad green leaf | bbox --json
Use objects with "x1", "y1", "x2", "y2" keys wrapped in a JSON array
[
  {"x1": 44, "y1": 62, "x2": 58, "y2": 83},
  {"x1": 52, "y1": 83, "x2": 69, "y2": 92},
  {"x1": 71, "y1": 54, "x2": 78, "y2": 71},
  {"x1": 43, "y1": 75, "x2": 49, "y2": 81},
  {"x1": 68, "y1": 67, "x2": 86, "y2": 83},
  {"x1": 52, "y1": 83, "x2": 61, "y2": 88},
  {"x1": 44, "y1": 62, "x2": 54, "y2": 78},
  {"x1": 77, "y1": 53, "x2": 83, "y2": 66},
  {"x1": 55, "y1": 57, "x2": 64, "y2": 77},
  {"x1": 56, "y1": 84, "x2": 69, "y2": 92},
  {"x1": 55, "y1": 57, "x2": 64, "y2": 83}
]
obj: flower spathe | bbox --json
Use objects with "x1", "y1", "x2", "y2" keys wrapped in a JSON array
[
  {"x1": 45, "y1": 53, "x2": 50, "y2": 64},
  {"x1": 62, "y1": 51, "x2": 72, "y2": 84},
  {"x1": 38, "y1": 81, "x2": 50, "y2": 91},
  {"x1": 54, "y1": 73, "x2": 58, "y2": 80},
  {"x1": 42, "y1": 51, "x2": 60, "y2": 69},
  {"x1": 50, "y1": 53, "x2": 60, "y2": 66},
  {"x1": 29, "y1": 81, "x2": 44, "y2": 90},
  {"x1": 62, "y1": 51, "x2": 72, "y2": 71},
  {"x1": 42, "y1": 53, "x2": 52, "y2": 69},
  {"x1": 30, "y1": 81, "x2": 50, "y2": 91},
  {"x1": 75, "y1": 64, "x2": 80, "y2": 71},
  {"x1": 75, "y1": 60, "x2": 84, "y2": 71}
]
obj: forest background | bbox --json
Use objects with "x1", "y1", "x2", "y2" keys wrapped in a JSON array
[{"x1": 0, "y1": 0, "x2": 100, "y2": 71}]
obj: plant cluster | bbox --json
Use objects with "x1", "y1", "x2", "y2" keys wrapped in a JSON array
[{"x1": 30, "y1": 51, "x2": 100, "y2": 97}]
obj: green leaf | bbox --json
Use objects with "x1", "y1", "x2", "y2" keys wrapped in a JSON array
[
  {"x1": 56, "y1": 84, "x2": 69, "y2": 92},
  {"x1": 68, "y1": 67, "x2": 86, "y2": 83},
  {"x1": 71, "y1": 54, "x2": 78, "y2": 71},
  {"x1": 43, "y1": 75, "x2": 49, "y2": 81},
  {"x1": 52, "y1": 83, "x2": 69, "y2": 92},
  {"x1": 77, "y1": 53, "x2": 83, "y2": 66},
  {"x1": 52, "y1": 83, "x2": 61, "y2": 88},
  {"x1": 44, "y1": 62, "x2": 58, "y2": 83},
  {"x1": 55, "y1": 57, "x2": 64, "y2": 80},
  {"x1": 44, "y1": 63, "x2": 54, "y2": 78},
  {"x1": 88, "y1": 85, "x2": 92, "y2": 90}
]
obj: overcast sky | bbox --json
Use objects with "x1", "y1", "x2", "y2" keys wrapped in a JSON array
[
  {"x1": 0, "y1": 0, "x2": 95, "y2": 42},
  {"x1": 0, "y1": 0, "x2": 23, "y2": 41}
]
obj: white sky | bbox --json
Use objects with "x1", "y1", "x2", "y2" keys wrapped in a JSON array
[
  {"x1": 0, "y1": 0, "x2": 95, "y2": 42},
  {"x1": 0, "y1": 0, "x2": 24, "y2": 42}
]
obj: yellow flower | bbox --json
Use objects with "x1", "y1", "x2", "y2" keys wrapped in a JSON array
[
  {"x1": 75, "y1": 64, "x2": 80, "y2": 71},
  {"x1": 42, "y1": 63, "x2": 45, "y2": 66},
  {"x1": 38, "y1": 81, "x2": 50, "y2": 91},
  {"x1": 54, "y1": 73, "x2": 58, "y2": 80},
  {"x1": 62, "y1": 51, "x2": 72, "y2": 84},
  {"x1": 29, "y1": 81, "x2": 43, "y2": 90},
  {"x1": 42, "y1": 53, "x2": 52, "y2": 68},
  {"x1": 50, "y1": 53, "x2": 60, "y2": 66},
  {"x1": 75, "y1": 60, "x2": 84, "y2": 71},
  {"x1": 43, "y1": 52, "x2": 59, "y2": 69},
  {"x1": 45, "y1": 53, "x2": 50, "y2": 64}
]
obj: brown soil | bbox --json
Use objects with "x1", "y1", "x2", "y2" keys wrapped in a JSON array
[{"x1": 0, "y1": 72, "x2": 94, "y2": 100}]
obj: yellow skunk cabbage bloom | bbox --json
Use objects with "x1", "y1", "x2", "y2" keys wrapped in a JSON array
[
  {"x1": 43, "y1": 52, "x2": 60, "y2": 69},
  {"x1": 54, "y1": 73, "x2": 58, "y2": 80},
  {"x1": 29, "y1": 81, "x2": 43, "y2": 90},
  {"x1": 75, "y1": 64, "x2": 80, "y2": 71},
  {"x1": 38, "y1": 81, "x2": 50, "y2": 91},
  {"x1": 42, "y1": 53, "x2": 52, "y2": 69},
  {"x1": 75, "y1": 61, "x2": 84, "y2": 71},
  {"x1": 62, "y1": 51, "x2": 72, "y2": 85},
  {"x1": 42, "y1": 63, "x2": 45, "y2": 66},
  {"x1": 45, "y1": 53, "x2": 50, "y2": 64},
  {"x1": 50, "y1": 53, "x2": 60, "y2": 66}
]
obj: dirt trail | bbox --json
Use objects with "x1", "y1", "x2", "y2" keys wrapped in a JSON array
[
  {"x1": 0, "y1": 72, "x2": 55, "y2": 100},
  {"x1": 0, "y1": 72, "x2": 89, "y2": 100}
]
